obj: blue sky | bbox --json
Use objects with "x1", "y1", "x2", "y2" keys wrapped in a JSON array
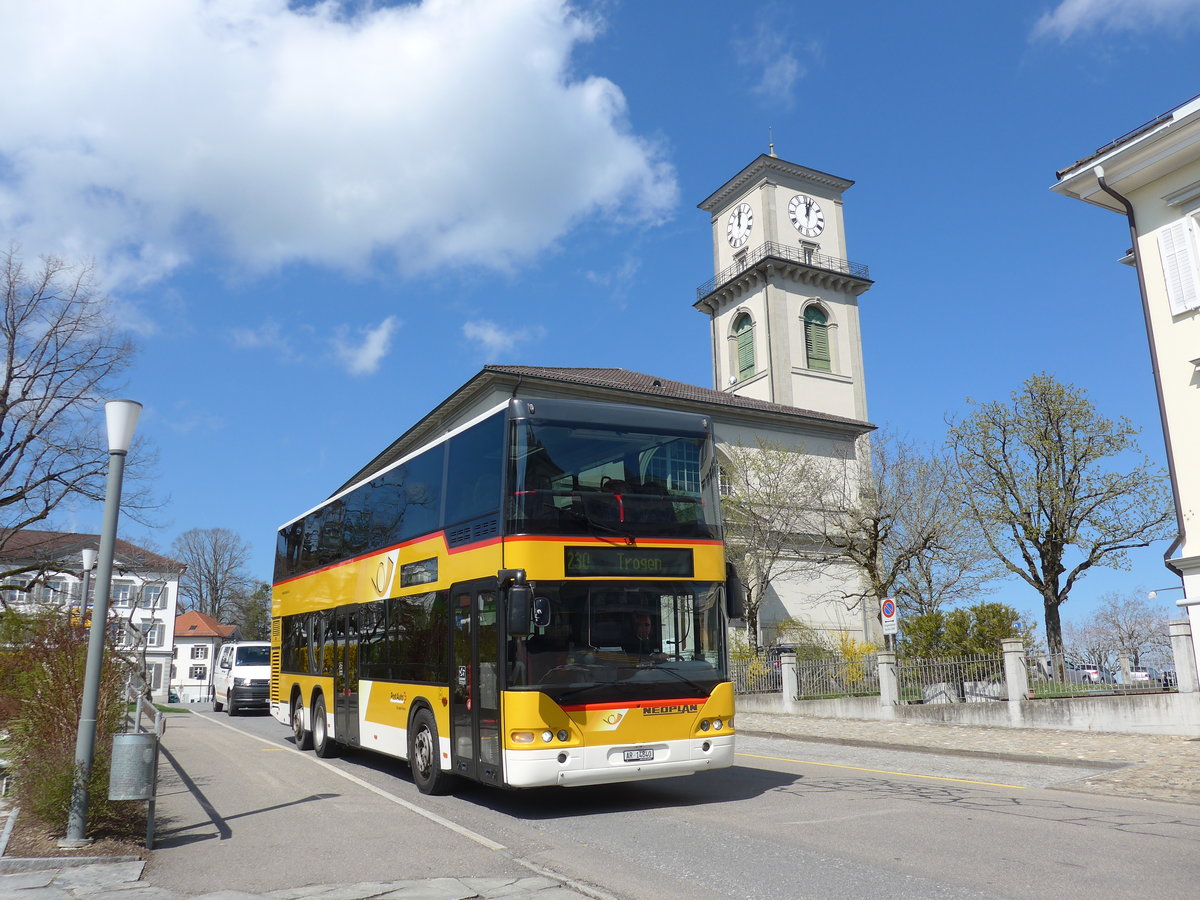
[{"x1": 2, "y1": 0, "x2": 1198, "y2": 629}]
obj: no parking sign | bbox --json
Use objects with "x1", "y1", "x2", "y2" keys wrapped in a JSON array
[{"x1": 881, "y1": 597, "x2": 898, "y2": 635}]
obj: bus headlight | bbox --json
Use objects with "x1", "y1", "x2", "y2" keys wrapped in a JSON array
[
  {"x1": 699, "y1": 719, "x2": 711, "y2": 732},
  {"x1": 713, "y1": 719, "x2": 724, "y2": 731},
  {"x1": 557, "y1": 730, "x2": 569, "y2": 742},
  {"x1": 511, "y1": 731, "x2": 535, "y2": 744},
  {"x1": 542, "y1": 730, "x2": 554, "y2": 743}
]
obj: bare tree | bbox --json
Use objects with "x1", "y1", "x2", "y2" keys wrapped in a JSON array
[
  {"x1": 0, "y1": 247, "x2": 154, "y2": 560},
  {"x1": 173, "y1": 527, "x2": 253, "y2": 620},
  {"x1": 1090, "y1": 591, "x2": 1173, "y2": 666},
  {"x1": 813, "y1": 432, "x2": 992, "y2": 635},
  {"x1": 719, "y1": 438, "x2": 829, "y2": 650},
  {"x1": 947, "y1": 374, "x2": 1174, "y2": 659},
  {"x1": 893, "y1": 450, "x2": 1003, "y2": 616},
  {"x1": 1062, "y1": 620, "x2": 1116, "y2": 670}
]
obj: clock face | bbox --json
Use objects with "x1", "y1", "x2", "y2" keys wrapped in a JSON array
[
  {"x1": 789, "y1": 194, "x2": 825, "y2": 238},
  {"x1": 726, "y1": 202, "x2": 754, "y2": 248}
]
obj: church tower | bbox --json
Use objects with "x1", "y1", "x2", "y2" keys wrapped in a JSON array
[{"x1": 694, "y1": 154, "x2": 873, "y2": 421}]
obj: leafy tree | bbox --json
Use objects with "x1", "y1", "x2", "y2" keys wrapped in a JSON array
[
  {"x1": 173, "y1": 527, "x2": 253, "y2": 620},
  {"x1": 947, "y1": 374, "x2": 1173, "y2": 659},
  {"x1": 769, "y1": 615, "x2": 833, "y2": 660},
  {"x1": 898, "y1": 602, "x2": 1031, "y2": 658},
  {"x1": 229, "y1": 581, "x2": 272, "y2": 640},
  {"x1": 0, "y1": 248, "x2": 157, "y2": 573}
]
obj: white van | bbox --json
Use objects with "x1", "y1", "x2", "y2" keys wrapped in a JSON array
[{"x1": 213, "y1": 641, "x2": 271, "y2": 715}]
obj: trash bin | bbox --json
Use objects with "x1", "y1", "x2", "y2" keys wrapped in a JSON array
[{"x1": 108, "y1": 732, "x2": 157, "y2": 801}]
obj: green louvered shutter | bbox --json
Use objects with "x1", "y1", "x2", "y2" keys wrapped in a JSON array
[
  {"x1": 804, "y1": 307, "x2": 831, "y2": 372},
  {"x1": 735, "y1": 315, "x2": 754, "y2": 379}
]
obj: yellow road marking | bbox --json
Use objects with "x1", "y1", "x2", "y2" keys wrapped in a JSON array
[{"x1": 736, "y1": 752, "x2": 1027, "y2": 789}]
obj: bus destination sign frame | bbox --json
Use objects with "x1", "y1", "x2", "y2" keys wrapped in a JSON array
[{"x1": 564, "y1": 546, "x2": 694, "y2": 578}]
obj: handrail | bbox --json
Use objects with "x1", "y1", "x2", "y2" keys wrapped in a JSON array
[{"x1": 696, "y1": 241, "x2": 871, "y2": 301}]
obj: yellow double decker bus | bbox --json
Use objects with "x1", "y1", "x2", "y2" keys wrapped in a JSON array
[{"x1": 271, "y1": 396, "x2": 737, "y2": 793}]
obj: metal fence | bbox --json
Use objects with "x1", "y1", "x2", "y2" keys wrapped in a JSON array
[
  {"x1": 795, "y1": 653, "x2": 880, "y2": 700},
  {"x1": 897, "y1": 653, "x2": 1006, "y2": 704},
  {"x1": 732, "y1": 648, "x2": 1178, "y2": 703},
  {"x1": 1025, "y1": 654, "x2": 1177, "y2": 699},
  {"x1": 730, "y1": 655, "x2": 782, "y2": 694}
]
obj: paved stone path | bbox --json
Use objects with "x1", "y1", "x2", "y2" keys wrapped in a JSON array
[{"x1": 736, "y1": 711, "x2": 1200, "y2": 804}]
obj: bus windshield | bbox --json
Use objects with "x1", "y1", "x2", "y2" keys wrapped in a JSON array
[
  {"x1": 507, "y1": 581, "x2": 726, "y2": 703},
  {"x1": 507, "y1": 419, "x2": 717, "y2": 539}
]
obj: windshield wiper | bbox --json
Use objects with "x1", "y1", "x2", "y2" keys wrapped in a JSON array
[
  {"x1": 563, "y1": 497, "x2": 635, "y2": 543},
  {"x1": 642, "y1": 662, "x2": 711, "y2": 696}
]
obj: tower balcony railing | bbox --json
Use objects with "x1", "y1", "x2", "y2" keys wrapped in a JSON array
[{"x1": 696, "y1": 241, "x2": 871, "y2": 302}]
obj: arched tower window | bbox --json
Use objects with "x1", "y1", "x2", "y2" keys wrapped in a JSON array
[
  {"x1": 733, "y1": 313, "x2": 755, "y2": 381},
  {"x1": 803, "y1": 306, "x2": 831, "y2": 372}
]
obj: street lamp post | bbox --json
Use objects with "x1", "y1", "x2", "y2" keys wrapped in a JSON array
[
  {"x1": 80, "y1": 548, "x2": 96, "y2": 620},
  {"x1": 61, "y1": 399, "x2": 142, "y2": 848}
]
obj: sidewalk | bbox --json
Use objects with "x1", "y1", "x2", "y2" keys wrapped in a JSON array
[
  {"x1": 3, "y1": 709, "x2": 1199, "y2": 898},
  {"x1": 1, "y1": 712, "x2": 598, "y2": 899}
]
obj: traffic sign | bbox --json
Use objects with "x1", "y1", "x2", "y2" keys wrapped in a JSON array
[{"x1": 881, "y1": 597, "x2": 898, "y2": 635}]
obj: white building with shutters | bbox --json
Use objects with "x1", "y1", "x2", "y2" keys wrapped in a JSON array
[
  {"x1": 0, "y1": 529, "x2": 186, "y2": 703},
  {"x1": 1052, "y1": 92, "x2": 1200, "y2": 670}
]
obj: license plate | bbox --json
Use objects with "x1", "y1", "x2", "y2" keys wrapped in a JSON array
[{"x1": 623, "y1": 748, "x2": 654, "y2": 763}]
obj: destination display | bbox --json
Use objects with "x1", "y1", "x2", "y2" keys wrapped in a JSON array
[{"x1": 563, "y1": 546, "x2": 694, "y2": 577}]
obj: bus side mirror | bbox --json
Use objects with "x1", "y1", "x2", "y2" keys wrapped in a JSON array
[
  {"x1": 507, "y1": 583, "x2": 532, "y2": 636},
  {"x1": 725, "y1": 563, "x2": 745, "y2": 619}
]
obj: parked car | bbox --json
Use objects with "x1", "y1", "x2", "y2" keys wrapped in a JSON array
[
  {"x1": 1129, "y1": 665, "x2": 1163, "y2": 684},
  {"x1": 1064, "y1": 661, "x2": 1115, "y2": 684},
  {"x1": 1114, "y1": 665, "x2": 1163, "y2": 685}
]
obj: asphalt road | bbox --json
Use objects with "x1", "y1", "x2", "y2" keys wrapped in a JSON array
[{"x1": 181, "y1": 705, "x2": 1200, "y2": 899}]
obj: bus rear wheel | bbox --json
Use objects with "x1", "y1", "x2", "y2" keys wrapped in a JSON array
[
  {"x1": 408, "y1": 707, "x2": 450, "y2": 795},
  {"x1": 292, "y1": 696, "x2": 312, "y2": 750},
  {"x1": 312, "y1": 694, "x2": 340, "y2": 758}
]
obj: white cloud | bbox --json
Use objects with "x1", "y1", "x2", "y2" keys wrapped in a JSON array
[
  {"x1": 230, "y1": 320, "x2": 298, "y2": 361},
  {"x1": 463, "y1": 318, "x2": 546, "y2": 358},
  {"x1": 0, "y1": 0, "x2": 677, "y2": 287},
  {"x1": 332, "y1": 315, "x2": 399, "y2": 375},
  {"x1": 1033, "y1": 0, "x2": 1200, "y2": 40},
  {"x1": 732, "y1": 17, "x2": 817, "y2": 105},
  {"x1": 585, "y1": 255, "x2": 640, "y2": 289}
]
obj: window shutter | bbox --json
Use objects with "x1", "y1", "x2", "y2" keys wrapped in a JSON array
[
  {"x1": 1158, "y1": 219, "x2": 1200, "y2": 315},
  {"x1": 804, "y1": 307, "x2": 831, "y2": 372},
  {"x1": 735, "y1": 316, "x2": 754, "y2": 379}
]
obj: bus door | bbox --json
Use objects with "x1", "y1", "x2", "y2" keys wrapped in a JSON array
[
  {"x1": 449, "y1": 580, "x2": 502, "y2": 786},
  {"x1": 333, "y1": 605, "x2": 360, "y2": 747}
]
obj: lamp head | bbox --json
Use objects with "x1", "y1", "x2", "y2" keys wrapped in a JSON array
[{"x1": 105, "y1": 399, "x2": 143, "y2": 453}]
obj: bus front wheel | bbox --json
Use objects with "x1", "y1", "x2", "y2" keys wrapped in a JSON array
[
  {"x1": 408, "y1": 708, "x2": 450, "y2": 795},
  {"x1": 292, "y1": 696, "x2": 313, "y2": 750},
  {"x1": 312, "y1": 694, "x2": 340, "y2": 758}
]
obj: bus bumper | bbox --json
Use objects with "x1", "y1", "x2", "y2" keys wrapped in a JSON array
[{"x1": 503, "y1": 734, "x2": 735, "y2": 788}]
